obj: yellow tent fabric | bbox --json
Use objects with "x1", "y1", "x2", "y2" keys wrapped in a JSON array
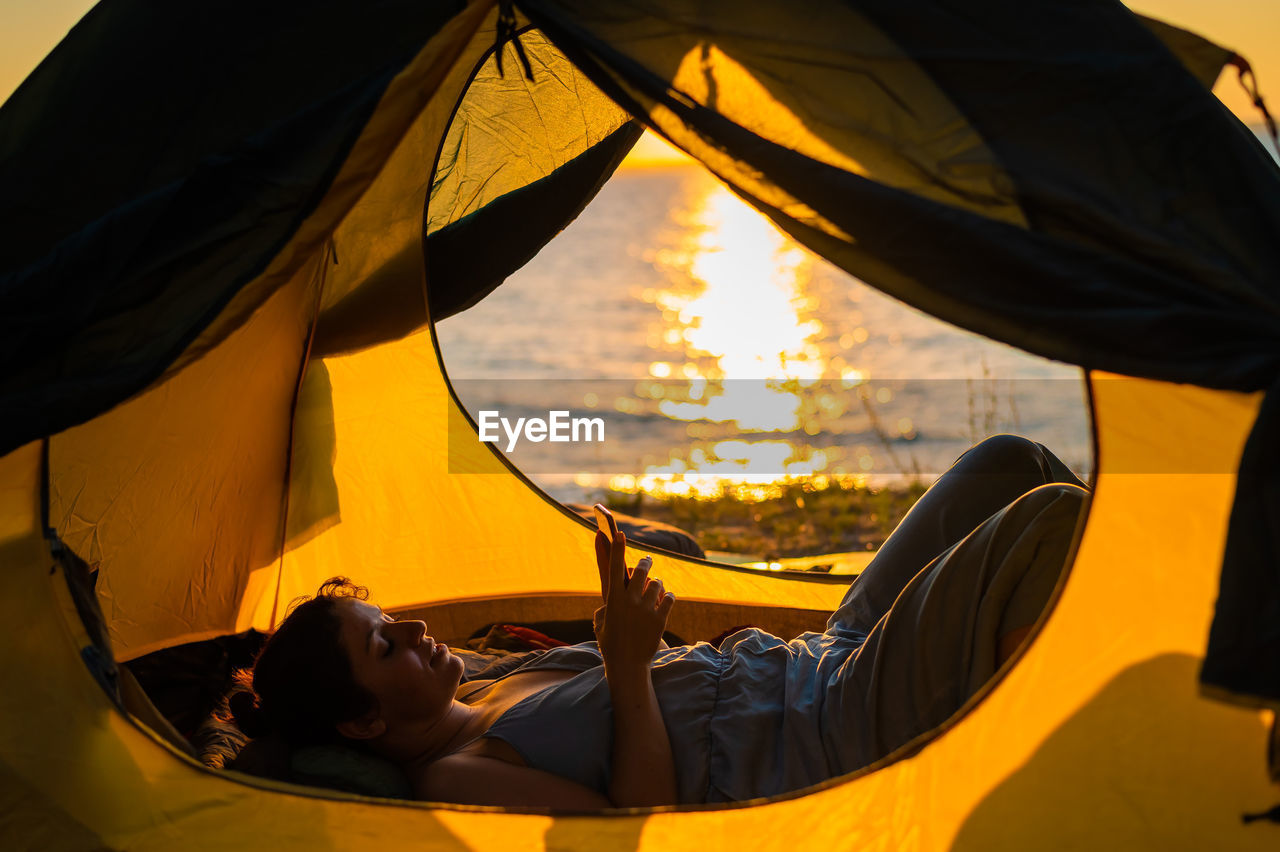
[
  {"x1": 3, "y1": 376, "x2": 1275, "y2": 849},
  {"x1": 3, "y1": 0, "x2": 1280, "y2": 848}
]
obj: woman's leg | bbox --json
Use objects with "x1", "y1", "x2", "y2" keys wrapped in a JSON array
[
  {"x1": 827, "y1": 435, "x2": 1087, "y2": 638},
  {"x1": 824, "y1": 481, "x2": 1089, "y2": 772}
]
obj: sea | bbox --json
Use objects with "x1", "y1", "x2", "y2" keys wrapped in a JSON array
[{"x1": 434, "y1": 133, "x2": 1276, "y2": 504}]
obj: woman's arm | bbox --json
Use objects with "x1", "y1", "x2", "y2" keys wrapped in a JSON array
[
  {"x1": 604, "y1": 654, "x2": 677, "y2": 807},
  {"x1": 594, "y1": 526, "x2": 678, "y2": 807},
  {"x1": 419, "y1": 524, "x2": 677, "y2": 810},
  {"x1": 416, "y1": 753, "x2": 612, "y2": 809}
]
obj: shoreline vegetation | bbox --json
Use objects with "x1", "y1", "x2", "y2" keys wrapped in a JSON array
[
  {"x1": 588, "y1": 373, "x2": 1018, "y2": 571},
  {"x1": 600, "y1": 477, "x2": 927, "y2": 569}
]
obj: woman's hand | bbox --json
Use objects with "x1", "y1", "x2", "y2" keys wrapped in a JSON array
[
  {"x1": 592, "y1": 526, "x2": 680, "y2": 806},
  {"x1": 593, "y1": 529, "x2": 675, "y2": 677}
]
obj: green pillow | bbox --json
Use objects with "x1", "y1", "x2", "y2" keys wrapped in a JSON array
[{"x1": 291, "y1": 744, "x2": 413, "y2": 799}]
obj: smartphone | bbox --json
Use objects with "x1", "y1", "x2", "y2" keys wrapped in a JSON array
[
  {"x1": 593, "y1": 503, "x2": 616, "y2": 542},
  {"x1": 593, "y1": 504, "x2": 630, "y2": 586}
]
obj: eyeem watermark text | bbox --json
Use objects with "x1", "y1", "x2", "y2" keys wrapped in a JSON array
[{"x1": 478, "y1": 410, "x2": 605, "y2": 452}]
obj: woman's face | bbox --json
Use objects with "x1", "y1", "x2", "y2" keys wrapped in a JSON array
[{"x1": 335, "y1": 598, "x2": 464, "y2": 732}]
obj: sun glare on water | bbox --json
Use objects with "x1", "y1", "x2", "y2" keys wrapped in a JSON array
[
  {"x1": 590, "y1": 178, "x2": 873, "y2": 502},
  {"x1": 650, "y1": 187, "x2": 823, "y2": 429}
]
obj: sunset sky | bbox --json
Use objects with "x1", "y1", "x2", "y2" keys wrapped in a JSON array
[{"x1": 3, "y1": 0, "x2": 1278, "y2": 154}]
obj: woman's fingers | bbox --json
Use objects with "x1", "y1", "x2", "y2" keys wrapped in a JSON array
[
  {"x1": 608, "y1": 530, "x2": 628, "y2": 599},
  {"x1": 629, "y1": 556, "x2": 652, "y2": 600},
  {"x1": 658, "y1": 591, "x2": 675, "y2": 618},
  {"x1": 595, "y1": 531, "x2": 610, "y2": 599},
  {"x1": 642, "y1": 575, "x2": 663, "y2": 606}
]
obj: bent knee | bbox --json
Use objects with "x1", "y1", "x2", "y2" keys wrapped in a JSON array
[
  {"x1": 1009, "y1": 481, "x2": 1089, "y2": 521},
  {"x1": 995, "y1": 483, "x2": 1088, "y2": 631},
  {"x1": 969, "y1": 433, "x2": 1042, "y2": 464},
  {"x1": 954, "y1": 434, "x2": 1046, "y2": 478}
]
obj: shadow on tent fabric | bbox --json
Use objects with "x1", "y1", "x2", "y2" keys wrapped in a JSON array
[
  {"x1": 284, "y1": 361, "x2": 340, "y2": 553},
  {"x1": 543, "y1": 810, "x2": 645, "y2": 851},
  {"x1": 0, "y1": 762, "x2": 106, "y2": 852},
  {"x1": 949, "y1": 654, "x2": 1273, "y2": 850}
]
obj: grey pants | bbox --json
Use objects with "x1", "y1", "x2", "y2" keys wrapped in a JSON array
[{"x1": 824, "y1": 434, "x2": 1090, "y2": 770}]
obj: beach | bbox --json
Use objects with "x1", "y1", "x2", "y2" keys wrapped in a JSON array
[{"x1": 437, "y1": 162, "x2": 1093, "y2": 560}]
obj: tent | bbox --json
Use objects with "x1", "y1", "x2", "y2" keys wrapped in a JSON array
[{"x1": 2, "y1": 0, "x2": 1279, "y2": 847}]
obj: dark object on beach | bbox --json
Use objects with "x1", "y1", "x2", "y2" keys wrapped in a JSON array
[{"x1": 566, "y1": 502, "x2": 705, "y2": 559}]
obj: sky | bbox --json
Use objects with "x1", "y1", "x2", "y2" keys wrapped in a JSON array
[{"x1": 2, "y1": 1, "x2": 1278, "y2": 141}]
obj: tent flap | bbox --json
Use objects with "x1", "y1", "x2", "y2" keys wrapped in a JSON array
[
  {"x1": 1203, "y1": 374, "x2": 1280, "y2": 704},
  {"x1": 517, "y1": 0, "x2": 1280, "y2": 705},
  {"x1": 425, "y1": 119, "x2": 642, "y2": 321},
  {"x1": 0, "y1": 0, "x2": 466, "y2": 457}
]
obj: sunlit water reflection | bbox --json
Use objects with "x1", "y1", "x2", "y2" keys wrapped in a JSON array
[{"x1": 436, "y1": 166, "x2": 1090, "y2": 504}]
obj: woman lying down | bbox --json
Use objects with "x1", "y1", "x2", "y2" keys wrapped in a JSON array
[{"x1": 230, "y1": 435, "x2": 1088, "y2": 807}]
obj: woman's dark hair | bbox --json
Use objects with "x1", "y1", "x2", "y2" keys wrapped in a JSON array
[{"x1": 229, "y1": 577, "x2": 377, "y2": 746}]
